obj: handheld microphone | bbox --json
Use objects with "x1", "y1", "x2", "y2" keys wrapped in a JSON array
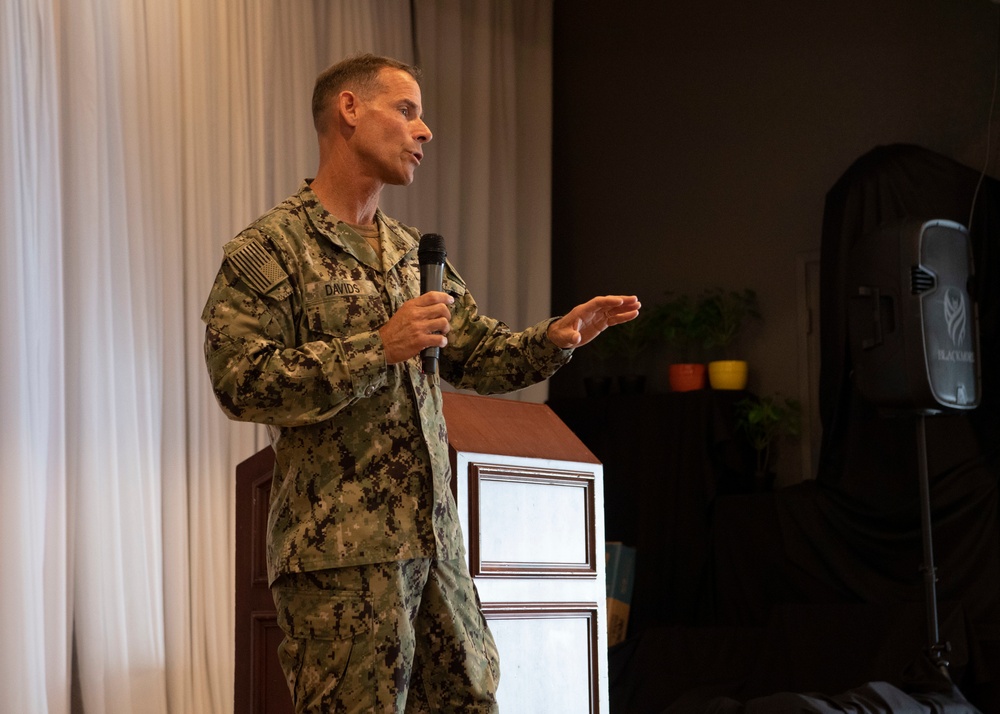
[{"x1": 418, "y1": 233, "x2": 447, "y2": 374}]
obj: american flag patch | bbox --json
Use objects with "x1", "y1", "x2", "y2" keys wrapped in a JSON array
[{"x1": 228, "y1": 239, "x2": 288, "y2": 295}]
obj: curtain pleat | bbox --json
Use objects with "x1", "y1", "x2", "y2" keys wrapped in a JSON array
[
  {"x1": 1, "y1": 0, "x2": 70, "y2": 712},
  {"x1": 1, "y1": 1, "x2": 552, "y2": 712},
  {"x1": 59, "y1": 0, "x2": 169, "y2": 710}
]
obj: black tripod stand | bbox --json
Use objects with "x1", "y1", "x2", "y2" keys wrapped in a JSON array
[
  {"x1": 915, "y1": 411, "x2": 952, "y2": 677},
  {"x1": 908, "y1": 412, "x2": 988, "y2": 714}
]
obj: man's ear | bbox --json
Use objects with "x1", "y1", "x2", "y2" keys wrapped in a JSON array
[{"x1": 339, "y1": 91, "x2": 360, "y2": 128}]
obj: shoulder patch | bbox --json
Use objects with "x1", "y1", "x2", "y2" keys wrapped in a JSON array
[{"x1": 226, "y1": 238, "x2": 289, "y2": 295}]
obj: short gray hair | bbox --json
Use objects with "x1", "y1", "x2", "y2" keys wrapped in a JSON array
[{"x1": 312, "y1": 53, "x2": 422, "y2": 132}]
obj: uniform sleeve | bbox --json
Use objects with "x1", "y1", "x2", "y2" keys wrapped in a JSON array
[
  {"x1": 201, "y1": 232, "x2": 388, "y2": 427},
  {"x1": 438, "y1": 267, "x2": 574, "y2": 394}
]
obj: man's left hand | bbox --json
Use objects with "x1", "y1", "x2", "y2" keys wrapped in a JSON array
[{"x1": 547, "y1": 295, "x2": 641, "y2": 349}]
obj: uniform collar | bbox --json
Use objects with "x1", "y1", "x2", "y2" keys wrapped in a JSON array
[{"x1": 299, "y1": 180, "x2": 418, "y2": 272}]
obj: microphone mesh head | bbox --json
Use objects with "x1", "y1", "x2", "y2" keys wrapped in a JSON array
[{"x1": 418, "y1": 233, "x2": 447, "y2": 264}]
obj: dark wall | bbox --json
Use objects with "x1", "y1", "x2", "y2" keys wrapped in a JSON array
[{"x1": 550, "y1": 0, "x2": 999, "y2": 481}]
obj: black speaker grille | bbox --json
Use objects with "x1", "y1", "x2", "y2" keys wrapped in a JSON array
[{"x1": 910, "y1": 266, "x2": 936, "y2": 294}]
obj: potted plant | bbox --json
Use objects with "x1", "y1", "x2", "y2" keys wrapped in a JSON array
[
  {"x1": 735, "y1": 393, "x2": 801, "y2": 491},
  {"x1": 699, "y1": 288, "x2": 760, "y2": 390},
  {"x1": 652, "y1": 293, "x2": 711, "y2": 391}
]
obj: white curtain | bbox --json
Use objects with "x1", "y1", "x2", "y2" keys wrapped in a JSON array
[
  {"x1": 401, "y1": 0, "x2": 554, "y2": 403},
  {"x1": 2, "y1": 2, "x2": 69, "y2": 713},
  {"x1": 0, "y1": 1, "x2": 552, "y2": 712}
]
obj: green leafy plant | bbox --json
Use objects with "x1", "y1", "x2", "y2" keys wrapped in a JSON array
[
  {"x1": 651, "y1": 293, "x2": 710, "y2": 363},
  {"x1": 735, "y1": 393, "x2": 801, "y2": 487},
  {"x1": 651, "y1": 288, "x2": 760, "y2": 363},
  {"x1": 699, "y1": 288, "x2": 760, "y2": 355}
]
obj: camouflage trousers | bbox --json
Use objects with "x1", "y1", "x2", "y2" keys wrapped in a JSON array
[{"x1": 271, "y1": 557, "x2": 500, "y2": 713}]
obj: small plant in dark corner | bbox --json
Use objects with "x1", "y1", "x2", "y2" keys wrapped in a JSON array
[{"x1": 735, "y1": 393, "x2": 801, "y2": 491}]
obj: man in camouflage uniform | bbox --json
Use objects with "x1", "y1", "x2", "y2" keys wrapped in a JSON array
[{"x1": 202, "y1": 53, "x2": 639, "y2": 713}]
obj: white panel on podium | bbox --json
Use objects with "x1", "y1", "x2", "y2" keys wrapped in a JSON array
[
  {"x1": 488, "y1": 606, "x2": 597, "y2": 713},
  {"x1": 477, "y1": 472, "x2": 589, "y2": 566}
]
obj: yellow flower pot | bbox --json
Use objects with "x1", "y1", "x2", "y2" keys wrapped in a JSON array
[{"x1": 708, "y1": 360, "x2": 748, "y2": 390}]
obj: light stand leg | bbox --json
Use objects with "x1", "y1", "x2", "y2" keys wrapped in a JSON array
[{"x1": 917, "y1": 412, "x2": 951, "y2": 675}]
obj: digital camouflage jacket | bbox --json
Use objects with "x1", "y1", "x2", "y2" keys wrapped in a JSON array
[{"x1": 202, "y1": 182, "x2": 573, "y2": 584}]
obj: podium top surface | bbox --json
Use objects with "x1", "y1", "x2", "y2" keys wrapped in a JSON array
[{"x1": 442, "y1": 392, "x2": 599, "y2": 464}]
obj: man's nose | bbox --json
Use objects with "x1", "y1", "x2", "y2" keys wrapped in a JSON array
[{"x1": 416, "y1": 119, "x2": 432, "y2": 143}]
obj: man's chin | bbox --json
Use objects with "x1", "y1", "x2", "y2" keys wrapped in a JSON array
[{"x1": 378, "y1": 167, "x2": 417, "y2": 188}]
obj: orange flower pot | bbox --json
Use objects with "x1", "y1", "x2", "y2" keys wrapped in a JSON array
[{"x1": 668, "y1": 363, "x2": 706, "y2": 392}]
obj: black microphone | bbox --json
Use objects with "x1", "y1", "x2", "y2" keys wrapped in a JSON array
[{"x1": 418, "y1": 233, "x2": 447, "y2": 374}]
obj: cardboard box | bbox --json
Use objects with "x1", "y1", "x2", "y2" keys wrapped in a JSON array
[{"x1": 605, "y1": 541, "x2": 636, "y2": 646}]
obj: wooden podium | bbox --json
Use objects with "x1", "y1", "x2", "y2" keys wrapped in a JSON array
[{"x1": 234, "y1": 392, "x2": 609, "y2": 713}]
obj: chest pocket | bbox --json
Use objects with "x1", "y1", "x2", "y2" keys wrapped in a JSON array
[
  {"x1": 442, "y1": 276, "x2": 467, "y2": 301},
  {"x1": 304, "y1": 280, "x2": 386, "y2": 338}
]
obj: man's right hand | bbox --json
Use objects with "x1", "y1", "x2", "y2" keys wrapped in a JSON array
[{"x1": 378, "y1": 291, "x2": 454, "y2": 365}]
